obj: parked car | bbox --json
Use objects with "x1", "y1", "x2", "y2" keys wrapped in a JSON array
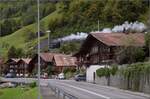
[
  {"x1": 58, "y1": 73, "x2": 65, "y2": 80},
  {"x1": 74, "y1": 74, "x2": 86, "y2": 81},
  {"x1": 5, "y1": 73, "x2": 16, "y2": 78},
  {"x1": 40, "y1": 75, "x2": 48, "y2": 79}
]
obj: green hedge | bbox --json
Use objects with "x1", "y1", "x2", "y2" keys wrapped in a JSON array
[{"x1": 96, "y1": 65, "x2": 118, "y2": 77}]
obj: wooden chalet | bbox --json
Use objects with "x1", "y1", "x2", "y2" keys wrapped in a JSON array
[
  {"x1": 52, "y1": 54, "x2": 77, "y2": 73},
  {"x1": 17, "y1": 58, "x2": 31, "y2": 77},
  {"x1": 75, "y1": 33, "x2": 145, "y2": 66},
  {"x1": 0, "y1": 57, "x2": 4, "y2": 75},
  {"x1": 4, "y1": 58, "x2": 20, "y2": 75},
  {"x1": 29, "y1": 53, "x2": 55, "y2": 73}
]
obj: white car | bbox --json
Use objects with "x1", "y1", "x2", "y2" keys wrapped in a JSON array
[{"x1": 58, "y1": 73, "x2": 65, "y2": 80}]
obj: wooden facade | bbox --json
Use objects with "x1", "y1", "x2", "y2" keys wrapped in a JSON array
[
  {"x1": 4, "y1": 58, "x2": 31, "y2": 77},
  {"x1": 17, "y1": 58, "x2": 31, "y2": 77},
  {"x1": 28, "y1": 53, "x2": 54, "y2": 74},
  {"x1": 4, "y1": 59, "x2": 19, "y2": 75}
]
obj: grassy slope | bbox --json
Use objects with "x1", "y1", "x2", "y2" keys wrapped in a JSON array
[
  {"x1": 0, "y1": 6, "x2": 62, "y2": 58},
  {"x1": 0, "y1": 87, "x2": 40, "y2": 99}
]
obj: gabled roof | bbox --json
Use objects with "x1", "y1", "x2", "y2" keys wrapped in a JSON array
[
  {"x1": 90, "y1": 33, "x2": 145, "y2": 46},
  {"x1": 40, "y1": 53, "x2": 54, "y2": 62},
  {"x1": 75, "y1": 33, "x2": 145, "y2": 56},
  {"x1": 9, "y1": 58, "x2": 20, "y2": 63},
  {"x1": 5, "y1": 58, "x2": 20, "y2": 64},
  {"x1": 18, "y1": 58, "x2": 31, "y2": 64},
  {"x1": 29, "y1": 52, "x2": 63, "y2": 64},
  {"x1": 53, "y1": 54, "x2": 77, "y2": 67}
]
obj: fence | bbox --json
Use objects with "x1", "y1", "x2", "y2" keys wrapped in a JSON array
[{"x1": 48, "y1": 83, "x2": 78, "y2": 99}]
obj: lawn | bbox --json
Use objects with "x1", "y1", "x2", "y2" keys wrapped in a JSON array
[{"x1": 0, "y1": 87, "x2": 42, "y2": 99}]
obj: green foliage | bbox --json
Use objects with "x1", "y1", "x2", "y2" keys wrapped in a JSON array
[
  {"x1": 29, "y1": 82, "x2": 37, "y2": 88},
  {"x1": 120, "y1": 62, "x2": 150, "y2": 90},
  {"x1": 0, "y1": 87, "x2": 39, "y2": 99},
  {"x1": 117, "y1": 47, "x2": 145, "y2": 64},
  {"x1": 63, "y1": 68, "x2": 70, "y2": 74},
  {"x1": 145, "y1": 33, "x2": 150, "y2": 47},
  {"x1": 96, "y1": 65, "x2": 118, "y2": 77},
  {"x1": 7, "y1": 46, "x2": 25, "y2": 58},
  {"x1": 63, "y1": 68, "x2": 76, "y2": 74},
  {"x1": 96, "y1": 68, "x2": 104, "y2": 77},
  {"x1": 0, "y1": 1, "x2": 56, "y2": 37},
  {"x1": 59, "y1": 42, "x2": 81, "y2": 54},
  {"x1": 121, "y1": 62, "x2": 150, "y2": 79},
  {"x1": 0, "y1": 18, "x2": 21, "y2": 36},
  {"x1": 25, "y1": 29, "x2": 37, "y2": 42},
  {"x1": 111, "y1": 65, "x2": 118, "y2": 76},
  {"x1": 44, "y1": 65, "x2": 53, "y2": 76},
  {"x1": 96, "y1": 67, "x2": 110, "y2": 78},
  {"x1": 63, "y1": 68, "x2": 76, "y2": 79}
]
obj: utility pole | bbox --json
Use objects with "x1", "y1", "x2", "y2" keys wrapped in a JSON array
[
  {"x1": 98, "y1": 20, "x2": 100, "y2": 31},
  {"x1": 37, "y1": 0, "x2": 41, "y2": 99},
  {"x1": 46, "y1": 30, "x2": 51, "y2": 51}
]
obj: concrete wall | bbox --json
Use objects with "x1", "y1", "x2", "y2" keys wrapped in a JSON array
[
  {"x1": 86, "y1": 65, "x2": 105, "y2": 83},
  {"x1": 95, "y1": 73, "x2": 150, "y2": 94}
]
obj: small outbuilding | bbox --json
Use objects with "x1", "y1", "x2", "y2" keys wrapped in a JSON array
[{"x1": 52, "y1": 54, "x2": 77, "y2": 73}]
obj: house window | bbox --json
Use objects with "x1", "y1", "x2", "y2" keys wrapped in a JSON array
[{"x1": 91, "y1": 45, "x2": 98, "y2": 54}]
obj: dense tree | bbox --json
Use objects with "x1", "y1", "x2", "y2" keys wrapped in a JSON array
[
  {"x1": 145, "y1": 33, "x2": 150, "y2": 60},
  {"x1": 7, "y1": 46, "x2": 25, "y2": 58},
  {"x1": 0, "y1": 1, "x2": 56, "y2": 37},
  {"x1": 59, "y1": 42, "x2": 80, "y2": 54},
  {"x1": 0, "y1": 19, "x2": 20, "y2": 36}
]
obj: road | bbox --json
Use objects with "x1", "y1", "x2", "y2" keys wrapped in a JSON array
[
  {"x1": 1, "y1": 78, "x2": 150, "y2": 99},
  {"x1": 47, "y1": 80, "x2": 150, "y2": 99}
]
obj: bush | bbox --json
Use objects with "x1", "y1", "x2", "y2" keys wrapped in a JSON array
[
  {"x1": 96, "y1": 67, "x2": 110, "y2": 78},
  {"x1": 7, "y1": 46, "x2": 25, "y2": 58},
  {"x1": 63, "y1": 68, "x2": 76, "y2": 74},
  {"x1": 111, "y1": 65, "x2": 118, "y2": 76},
  {"x1": 96, "y1": 65, "x2": 118, "y2": 77},
  {"x1": 63, "y1": 68, "x2": 70, "y2": 74},
  {"x1": 116, "y1": 47, "x2": 145, "y2": 64},
  {"x1": 71, "y1": 68, "x2": 76, "y2": 72},
  {"x1": 29, "y1": 82, "x2": 37, "y2": 88}
]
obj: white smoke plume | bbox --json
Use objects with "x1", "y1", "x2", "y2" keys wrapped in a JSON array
[
  {"x1": 99, "y1": 21, "x2": 147, "y2": 33},
  {"x1": 55, "y1": 21, "x2": 146, "y2": 42},
  {"x1": 56, "y1": 32, "x2": 88, "y2": 42}
]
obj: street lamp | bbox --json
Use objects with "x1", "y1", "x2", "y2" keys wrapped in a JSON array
[
  {"x1": 37, "y1": 0, "x2": 41, "y2": 99},
  {"x1": 46, "y1": 30, "x2": 51, "y2": 51}
]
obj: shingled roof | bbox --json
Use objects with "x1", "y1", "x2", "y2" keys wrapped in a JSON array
[
  {"x1": 53, "y1": 54, "x2": 77, "y2": 67},
  {"x1": 18, "y1": 58, "x2": 31, "y2": 64},
  {"x1": 40, "y1": 53, "x2": 55, "y2": 62},
  {"x1": 90, "y1": 33, "x2": 145, "y2": 47}
]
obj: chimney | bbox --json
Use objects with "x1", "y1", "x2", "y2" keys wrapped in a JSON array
[{"x1": 123, "y1": 27, "x2": 129, "y2": 34}]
